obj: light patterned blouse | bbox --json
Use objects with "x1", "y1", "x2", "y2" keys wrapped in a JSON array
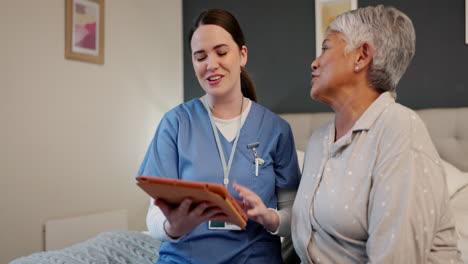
[{"x1": 292, "y1": 92, "x2": 462, "y2": 263}]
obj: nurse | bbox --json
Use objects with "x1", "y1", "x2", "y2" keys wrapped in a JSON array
[{"x1": 138, "y1": 9, "x2": 301, "y2": 263}]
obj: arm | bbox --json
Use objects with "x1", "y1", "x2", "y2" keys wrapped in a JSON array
[
  {"x1": 233, "y1": 184, "x2": 296, "y2": 236},
  {"x1": 367, "y1": 149, "x2": 460, "y2": 263},
  {"x1": 146, "y1": 198, "x2": 172, "y2": 241},
  {"x1": 269, "y1": 121, "x2": 301, "y2": 236},
  {"x1": 152, "y1": 198, "x2": 227, "y2": 240},
  {"x1": 233, "y1": 183, "x2": 278, "y2": 232},
  {"x1": 141, "y1": 115, "x2": 227, "y2": 240},
  {"x1": 232, "y1": 120, "x2": 300, "y2": 234},
  {"x1": 270, "y1": 187, "x2": 297, "y2": 236}
]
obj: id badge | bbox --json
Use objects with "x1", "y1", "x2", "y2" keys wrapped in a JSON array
[{"x1": 208, "y1": 221, "x2": 242, "y2": 230}]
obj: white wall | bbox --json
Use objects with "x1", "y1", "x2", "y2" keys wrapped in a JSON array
[{"x1": 0, "y1": 0, "x2": 183, "y2": 262}]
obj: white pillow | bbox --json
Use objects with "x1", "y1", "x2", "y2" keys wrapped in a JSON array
[
  {"x1": 441, "y1": 159, "x2": 468, "y2": 197},
  {"x1": 297, "y1": 150, "x2": 305, "y2": 172}
]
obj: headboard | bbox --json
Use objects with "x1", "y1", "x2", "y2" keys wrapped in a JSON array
[{"x1": 280, "y1": 107, "x2": 468, "y2": 172}]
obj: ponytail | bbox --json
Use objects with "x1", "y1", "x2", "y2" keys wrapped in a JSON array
[{"x1": 240, "y1": 68, "x2": 257, "y2": 102}]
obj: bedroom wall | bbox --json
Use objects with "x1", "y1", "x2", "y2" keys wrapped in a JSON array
[
  {"x1": 183, "y1": 0, "x2": 468, "y2": 113},
  {"x1": 0, "y1": 0, "x2": 182, "y2": 262}
]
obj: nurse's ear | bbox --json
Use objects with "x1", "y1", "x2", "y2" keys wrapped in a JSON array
[{"x1": 240, "y1": 45, "x2": 248, "y2": 67}]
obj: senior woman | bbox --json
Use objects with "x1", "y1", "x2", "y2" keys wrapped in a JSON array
[
  {"x1": 289, "y1": 5, "x2": 462, "y2": 263},
  {"x1": 235, "y1": 5, "x2": 463, "y2": 263}
]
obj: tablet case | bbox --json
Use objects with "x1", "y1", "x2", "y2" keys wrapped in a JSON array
[{"x1": 136, "y1": 175, "x2": 248, "y2": 229}]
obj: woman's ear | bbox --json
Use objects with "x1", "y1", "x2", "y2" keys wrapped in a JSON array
[
  {"x1": 355, "y1": 42, "x2": 373, "y2": 70},
  {"x1": 240, "y1": 45, "x2": 248, "y2": 67}
]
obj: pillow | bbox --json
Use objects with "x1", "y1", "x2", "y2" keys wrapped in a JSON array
[
  {"x1": 441, "y1": 159, "x2": 468, "y2": 198},
  {"x1": 297, "y1": 150, "x2": 305, "y2": 172}
]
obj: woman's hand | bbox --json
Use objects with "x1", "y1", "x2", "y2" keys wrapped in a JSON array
[
  {"x1": 233, "y1": 183, "x2": 279, "y2": 232},
  {"x1": 155, "y1": 198, "x2": 227, "y2": 239}
]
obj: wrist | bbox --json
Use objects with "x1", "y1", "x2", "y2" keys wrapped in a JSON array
[
  {"x1": 264, "y1": 208, "x2": 280, "y2": 232},
  {"x1": 163, "y1": 220, "x2": 182, "y2": 239}
]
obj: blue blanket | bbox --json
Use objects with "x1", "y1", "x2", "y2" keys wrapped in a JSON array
[{"x1": 10, "y1": 231, "x2": 160, "y2": 264}]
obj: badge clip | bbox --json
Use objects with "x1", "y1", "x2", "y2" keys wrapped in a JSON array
[{"x1": 247, "y1": 142, "x2": 264, "y2": 176}]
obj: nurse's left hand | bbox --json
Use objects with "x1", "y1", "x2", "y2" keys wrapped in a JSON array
[{"x1": 233, "y1": 183, "x2": 279, "y2": 233}]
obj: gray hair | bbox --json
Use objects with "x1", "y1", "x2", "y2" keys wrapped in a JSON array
[{"x1": 326, "y1": 5, "x2": 416, "y2": 95}]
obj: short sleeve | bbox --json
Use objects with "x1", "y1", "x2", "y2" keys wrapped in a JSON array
[
  {"x1": 274, "y1": 122, "x2": 301, "y2": 189},
  {"x1": 138, "y1": 113, "x2": 179, "y2": 179}
]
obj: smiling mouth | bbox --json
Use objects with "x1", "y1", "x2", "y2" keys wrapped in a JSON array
[
  {"x1": 207, "y1": 75, "x2": 223, "y2": 85},
  {"x1": 208, "y1": 76, "x2": 221, "y2": 81}
]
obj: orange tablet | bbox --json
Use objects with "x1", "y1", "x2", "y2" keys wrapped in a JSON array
[{"x1": 136, "y1": 175, "x2": 248, "y2": 229}]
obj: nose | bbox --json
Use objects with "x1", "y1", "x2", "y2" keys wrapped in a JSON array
[
  {"x1": 207, "y1": 56, "x2": 219, "y2": 71},
  {"x1": 311, "y1": 58, "x2": 319, "y2": 72}
]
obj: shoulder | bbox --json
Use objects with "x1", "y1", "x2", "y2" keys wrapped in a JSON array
[
  {"x1": 251, "y1": 101, "x2": 292, "y2": 131},
  {"x1": 372, "y1": 102, "x2": 417, "y2": 136},
  {"x1": 165, "y1": 98, "x2": 202, "y2": 117},
  {"x1": 155, "y1": 99, "x2": 205, "y2": 134},
  {"x1": 163, "y1": 98, "x2": 204, "y2": 122},
  {"x1": 306, "y1": 120, "x2": 333, "y2": 153},
  {"x1": 309, "y1": 117, "x2": 333, "y2": 140},
  {"x1": 380, "y1": 102, "x2": 415, "y2": 124},
  {"x1": 378, "y1": 103, "x2": 439, "y2": 158}
]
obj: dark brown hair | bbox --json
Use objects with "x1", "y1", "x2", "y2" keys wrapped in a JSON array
[{"x1": 188, "y1": 9, "x2": 257, "y2": 102}]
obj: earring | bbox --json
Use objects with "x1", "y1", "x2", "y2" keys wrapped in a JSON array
[{"x1": 354, "y1": 65, "x2": 360, "y2": 72}]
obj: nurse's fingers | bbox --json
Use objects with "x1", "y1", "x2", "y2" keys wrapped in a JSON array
[
  {"x1": 158, "y1": 198, "x2": 192, "y2": 217},
  {"x1": 233, "y1": 183, "x2": 262, "y2": 207},
  {"x1": 189, "y1": 201, "x2": 211, "y2": 217},
  {"x1": 246, "y1": 207, "x2": 263, "y2": 217},
  {"x1": 177, "y1": 198, "x2": 193, "y2": 215},
  {"x1": 203, "y1": 207, "x2": 227, "y2": 221},
  {"x1": 233, "y1": 183, "x2": 254, "y2": 200},
  {"x1": 233, "y1": 183, "x2": 250, "y2": 195},
  {"x1": 154, "y1": 199, "x2": 171, "y2": 216}
]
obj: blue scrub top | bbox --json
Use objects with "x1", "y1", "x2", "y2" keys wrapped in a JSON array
[{"x1": 139, "y1": 99, "x2": 300, "y2": 264}]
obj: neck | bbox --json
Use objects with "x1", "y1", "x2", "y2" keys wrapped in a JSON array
[
  {"x1": 205, "y1": 92, "x2": 245, "y2": 119},
  {"x1": 331, "y1": 86, "x2": 380, "y2": 141}
]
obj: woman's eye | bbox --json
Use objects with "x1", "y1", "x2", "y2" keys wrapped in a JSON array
[
  {"x1": 217, "y1": 52, "x2": 227, "y2": 56},
  {"x1": 195, "y1": 55, "x2": 206, "y2": 61},
  {"x1": 320, "y1": 46, "x2": 329, "y2": 54}
]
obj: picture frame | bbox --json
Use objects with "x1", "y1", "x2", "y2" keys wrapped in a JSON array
[
  {"x1": 315, "y1": 0, "x2": 357, "y2": 57},
  {"x1": 65, "y1": 0, "x2": 105, "y2": 64}
]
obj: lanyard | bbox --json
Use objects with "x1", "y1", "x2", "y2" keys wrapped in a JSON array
[{"x1": 203, "y1": 96, "x2": 243, "y2": 188}]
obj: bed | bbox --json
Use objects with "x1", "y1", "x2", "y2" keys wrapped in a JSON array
[
  {"x1": 11, "y1": 107, "x2": 468, "y2": 263},
  {"x1": 10, "y1": 231, "x2": 161, "y2": 264}
]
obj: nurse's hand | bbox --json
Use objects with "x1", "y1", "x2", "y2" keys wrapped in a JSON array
[
  {"x1": 233, "y1": 183, "x2": 279, "y2": 233},
  {"x1": 155, "y1": 198, "x2": 227, "y2": 239}
]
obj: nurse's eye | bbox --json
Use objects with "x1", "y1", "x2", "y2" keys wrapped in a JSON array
[{"x1": 194, "y1": 54, "x2": 207, "y2": 61}]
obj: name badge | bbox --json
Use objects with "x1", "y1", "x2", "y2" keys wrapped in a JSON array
[{"x1": 208, "y1": 221, "x2": 242, "y2": 230}]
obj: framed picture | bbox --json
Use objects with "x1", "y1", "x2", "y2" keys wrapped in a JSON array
[
  {"x1": 65, "y1": 0, "x2": 105, "y2": 64},
  {"x1": 315, "y1": 0, "x2": 357, "y2": 57}
]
